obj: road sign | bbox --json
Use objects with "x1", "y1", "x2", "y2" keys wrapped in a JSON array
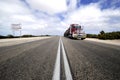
[
  {"x1": 11, "y1": 23, "x2": 22, "y2": 36},
  {"x1": 11, "y1": 24, "x2": 21, "y2": 30}
]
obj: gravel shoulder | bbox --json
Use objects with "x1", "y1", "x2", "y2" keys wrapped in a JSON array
[
  {"x1": 85, "y1": 38, "x2": 120, "y2": 46},
  {"x1": 0, "y1": 37, "x2": 51, "y2": 47}
]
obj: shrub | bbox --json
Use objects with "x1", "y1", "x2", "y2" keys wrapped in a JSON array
[
  {"x1": 87, "y1": 34, "x2": 98, "y2": 38},
  {"x1": 7, "y1": 34, "x2": 14, "y2": 38},
  {"x1": 98, "y1": 31, "x2": 120, "y2": 40},
  {"x1": 22, "y1": 35, "x2": 34, "y2": 37}
]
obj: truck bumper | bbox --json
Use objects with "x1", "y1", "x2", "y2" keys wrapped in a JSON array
[{"x1": 72, "y1": 34, "x2": 86, "y2": 39}]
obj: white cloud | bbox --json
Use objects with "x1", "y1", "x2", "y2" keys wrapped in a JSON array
[
  {"x1": 68, "y1": 0, "x2": 77, "y2": 11},
  {"x1": 24, "y1": 24, "x2": 46, "y2": 30},
  {"x1": 102, "y1": 8, "x2": 120, "y2": 17},
  {"x1": 0, "y1": 0, "x2": 45, "y2": 33},
  {"x1": 0, "y1": 0, "x2": 120, "y2": 35},
  {"x1": 0, "y1": 0, "x2": 30, "y2": 15},
  {"x1": 63, "y1": 3, "x2": 120, "y2": 34},
  {"x1": 26, "y1": 0, "x2": 68, "y2": 14},
  {"x1": 10, "y1": 14, "x2": 36, "y2": 23},
  {"x1": 68, "y1": 3, "x2": 103, "y2": 22}
]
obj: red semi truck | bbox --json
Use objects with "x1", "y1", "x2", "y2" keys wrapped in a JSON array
[{"x1": 64, "y1": 24, "x2": 86, "y2": 40}]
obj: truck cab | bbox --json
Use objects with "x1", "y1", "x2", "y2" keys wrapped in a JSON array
[{"x1": 70, "y1": 24, "x2": 86, "y2": 40}]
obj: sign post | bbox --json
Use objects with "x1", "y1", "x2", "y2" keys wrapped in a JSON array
[{"x1": 11, "y1": 23, "x2": 22, "y2": 37}]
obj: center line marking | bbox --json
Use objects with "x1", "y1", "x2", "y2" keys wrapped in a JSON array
[
  {"x1": 52, "y1": 38, "x2": 61, "y2": 80},
  {"x1": 52, "y1": 37, "x2": 73, "y2": 80},
  {"x1": 61, "y1": 38, "x2": 73, "y2": 80}
]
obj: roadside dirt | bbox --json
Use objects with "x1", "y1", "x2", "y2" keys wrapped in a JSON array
[
  {"x1": 85, "y1": 38, "x2": 120, "y2": 46},
  {"x1": 0, "y1": 37, "x2": 51, "y2": 47}
]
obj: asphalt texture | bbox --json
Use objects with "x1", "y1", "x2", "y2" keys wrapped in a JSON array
[
  {"x1": 0, "y1": 37, "x2": 59, "y2": 80},
  {"x1": 0, "y1": 36, "x2": 120, "y2": 80},
  {"x1": 62, "y1": 37, "x2": 120, "y2": 80}
]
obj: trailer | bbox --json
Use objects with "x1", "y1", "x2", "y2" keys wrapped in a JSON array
[{"x1": 64, "y1": 24, "x2": 86, "y2": 40}]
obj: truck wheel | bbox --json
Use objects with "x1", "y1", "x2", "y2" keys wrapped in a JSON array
[{"x1": 81, "y1": 38, "x2": 85, "y2": 40}]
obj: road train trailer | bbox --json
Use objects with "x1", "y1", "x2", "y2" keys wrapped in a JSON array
[{"x1": 64, "y1": 24, "x2": 86, "y2": 40}]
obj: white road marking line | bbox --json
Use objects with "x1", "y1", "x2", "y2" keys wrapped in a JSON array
[
  {"x1": 52, "y1": 39, "x2": 61, "y2": 80},
  {"x1": 61, "y1": 38, "x2": 73, "y2": 80},
  {"x1": 52, "y1": 37, "x2": 73, "y2": 80}
]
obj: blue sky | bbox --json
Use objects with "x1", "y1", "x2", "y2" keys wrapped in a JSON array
[{"x1": 0, "y1": 0, "x2": 120, "y2": 36}]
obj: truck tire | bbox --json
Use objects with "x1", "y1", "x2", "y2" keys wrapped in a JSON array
[{"x1": 81, "y1": 38, "x2": 85, "y2": 40}]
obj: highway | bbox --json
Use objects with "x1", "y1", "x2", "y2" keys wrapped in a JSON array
[{"x1": 0, "y1": 36, "x2": 120, "y2": 80}]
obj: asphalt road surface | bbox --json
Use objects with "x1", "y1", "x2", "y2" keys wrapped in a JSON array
[{"x1": 0, "y1": 36, "x2": 120, "y2": 80}]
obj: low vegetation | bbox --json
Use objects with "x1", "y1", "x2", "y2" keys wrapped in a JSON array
[
  {"x1": 86, "y1": 34, "x2": 98, "y2": 38},
  {"x1": 0, "y1": 34, "x2": 51, "y2": 39},
  {"x1": 87, "y1": 31, "x2": 120, "y2": 40},
  {"x1": 0, "y1": 34, "x2": 15, "y2": 39},
  {"x1": 22, "y1": 35, "x2": 36, "y2": 37}
]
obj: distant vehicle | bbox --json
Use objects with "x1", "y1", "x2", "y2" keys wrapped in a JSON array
[{"x1": 64, "y1": 24, "x2": 86, "y2": 40}]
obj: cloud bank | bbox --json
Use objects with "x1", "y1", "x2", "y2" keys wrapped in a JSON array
[{"x1": 0, "y1": 0, "x2": 120, "y2": 35}]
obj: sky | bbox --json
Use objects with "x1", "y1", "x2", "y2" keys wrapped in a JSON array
[{"x1": 0, "y1": 0, "x2": 120, "y2": 36}]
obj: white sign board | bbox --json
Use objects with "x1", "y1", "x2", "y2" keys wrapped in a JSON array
[{"x1": 11, "y1": 24, "x2": 21, "y2": 30}]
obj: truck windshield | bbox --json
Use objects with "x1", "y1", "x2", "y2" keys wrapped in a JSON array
[{"x1": 75, "y1": 26, "x2": 81, "y2": 29}]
